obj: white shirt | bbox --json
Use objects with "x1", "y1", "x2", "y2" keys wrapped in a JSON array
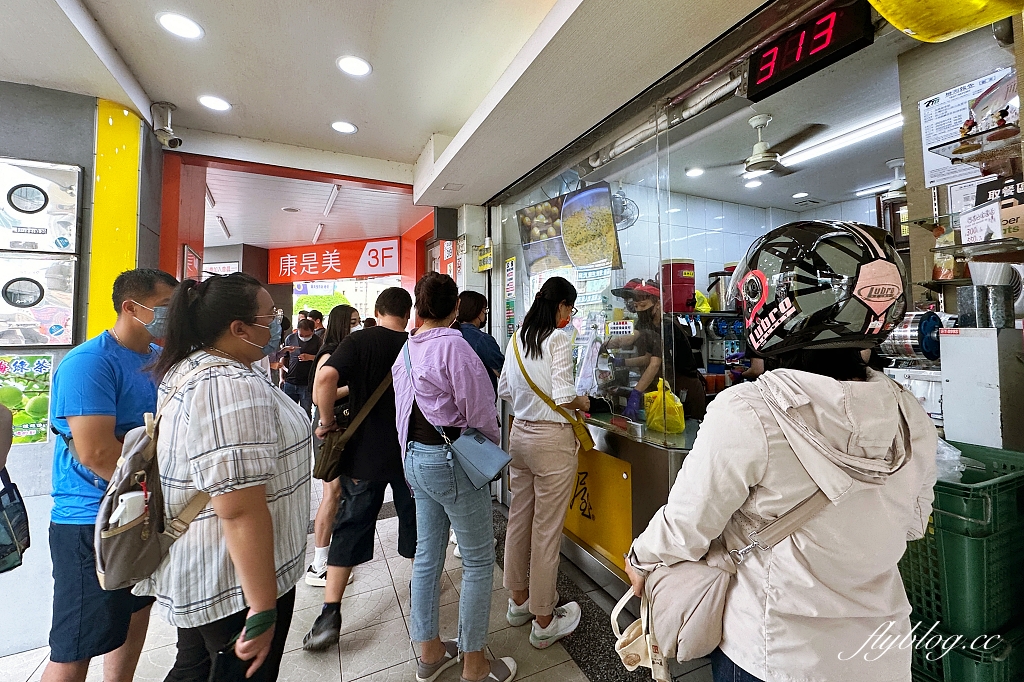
[
  {"x1": 134, "y1": 351, "x2": 311, "y2": 628},
  {"x1": 498, "y1": 329, "x2": 576, "y2": 423}
]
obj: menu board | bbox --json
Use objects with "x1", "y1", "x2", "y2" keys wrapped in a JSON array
[
  {"x1": 919, "y1": 69, "x2": 1009, "y2": 188},
  {"x1": 516, "y1": 182, "x2": 622, "y2": 274}
]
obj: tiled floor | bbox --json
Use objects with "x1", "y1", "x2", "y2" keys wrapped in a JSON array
[{"x1": 0, "y1": 516, "x2": 588, "y2": 682}]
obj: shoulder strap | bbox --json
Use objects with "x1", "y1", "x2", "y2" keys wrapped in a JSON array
[
  {"x1": 330, "y1": 372, "x2": 394, "y2": 449},
  {"x1": 512, "y1": 334, "x2": 581, "y2": 426},
  {"x1": 0, "y1": 467, "x2": 12, "y2": 491},
  {"x1": 402, "y1": 342, "x2": 450, "y2": 441}
]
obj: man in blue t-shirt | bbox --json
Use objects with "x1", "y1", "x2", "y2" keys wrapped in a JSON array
[{"x1": 42, "y1": 268, "x2": 177, "y2": 682}]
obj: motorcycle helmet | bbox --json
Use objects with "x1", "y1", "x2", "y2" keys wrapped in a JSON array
[{"x1": 727, "y1": 221, "x2": 906, "y2": 357}]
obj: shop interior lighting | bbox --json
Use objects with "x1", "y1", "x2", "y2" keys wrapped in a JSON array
[
  {"x1": 781, "y1": 112, "x2": 903, "y2": 167},
  {"x1": 337, "y1": 56, "x2": 372, "y2": 77},
  {"x1": 685, "y1": 168, "x2": 705, "y2": 177},
  {"x1": 855, "y1": 183, "x2": 892, "y2": 197},
  {"x1": 205, "y1": 185, "x2": 216, "y2": 208},
  {"x1": 198, "y1": 95, "x2": 231, "y2": 111},
  {"x1": 217, "y1": 216, "x2": 230, "y2": 239},
  {"x1": 666, "y1": 208, "x2": 681, "y2": 213},
  {"x1": 312, "y1": 223, "x2": 324, "y2": 244},
  {"x1": 156, "y1": 12, "x2": 204, "y2": 39},
  {"x1": 332, "y1": 121, "x2": 358, "y2": 134},
  {"x1": 792, "y1": 192, "x2": 809, "y2": 199},
  {"x1": 745, "y1": 180, "x2": 763, "y2": 188},
  {"x1": 324, "y1": 185, "x2": 340, "y2": 217},
  {"x1": 743, "y1": 170, "x2": 772, "y2": 179}
]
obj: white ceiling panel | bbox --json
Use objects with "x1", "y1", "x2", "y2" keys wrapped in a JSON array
[
  {"x1": 79, "y1": 0, "x2": 559, "y2": 164},
  {"x1": 0, "y1": 0, "x2": 131, "y2": 103},
  {"x1": 203, "y1": 167, "x2": 432, "y2": 249}
]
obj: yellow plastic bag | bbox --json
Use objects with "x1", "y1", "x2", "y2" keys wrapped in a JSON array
[
  {"x1": 694, "y1": 291, "x2": 712, "y2": 314},
  {"x1": 643, "y1": 379, "x2": 685, "y2": 433}
]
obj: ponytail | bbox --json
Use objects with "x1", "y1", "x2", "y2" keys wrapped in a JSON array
[
  {"x1": 520, "y1": 276, "x2": 577, "y2": 359},
  {"x1": 151, "y1": 273, "x2": 263, "y2": 380}
]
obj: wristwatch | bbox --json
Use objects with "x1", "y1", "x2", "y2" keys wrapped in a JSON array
[{"x1": 317, "y1": 419, "x2": 336, "y2": 429}]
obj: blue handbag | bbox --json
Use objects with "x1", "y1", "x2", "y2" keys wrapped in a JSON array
[{"x1": 402, "y1": 343, "x2": 510, "y2": 490}]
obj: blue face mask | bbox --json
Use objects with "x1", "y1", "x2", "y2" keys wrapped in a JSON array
[
  {"x1": 132, "y1": 301, "x2": 168, "y2": 338},
  {"x1": 244, "y1": 317, "x2": 283, "y2": 357}
]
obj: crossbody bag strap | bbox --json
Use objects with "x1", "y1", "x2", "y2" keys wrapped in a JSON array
[
  {"x1": 331, "y1": 372, "x2": 394, "y2": 449},
  {"x1": 0, "y1": 467, "x2": 12, "y2": 491},
  {"x1": 512, "y1": 334, "x2": 581, "y2": 427}
]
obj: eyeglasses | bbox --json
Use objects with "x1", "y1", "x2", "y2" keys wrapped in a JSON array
[{"x1": 254, "y1": 308, "x2": 284, "y2": 323}]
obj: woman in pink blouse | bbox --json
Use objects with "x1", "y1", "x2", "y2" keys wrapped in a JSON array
[{"x1": 392, "y1": 273, "x2": 515, "y2": 682}]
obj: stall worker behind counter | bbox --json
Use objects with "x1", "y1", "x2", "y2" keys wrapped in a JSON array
[{"x1": 605, "y1": 279, "x2": 706, "y2": 420}]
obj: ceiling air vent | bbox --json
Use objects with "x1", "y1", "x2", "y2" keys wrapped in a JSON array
[{"x1": 793, "y1": 197, "x2": 826, "y2": 207}]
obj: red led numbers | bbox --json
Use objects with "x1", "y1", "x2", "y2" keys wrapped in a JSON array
[
  {"x1": 810, "y1": 11, "x2": 837, "y2": 54},
  {"x1": 756, "y1": 47, "x2": 779, "y2": 85},
  {"x1": 781, "y1": 30, "x2": 806, "y2": 66}
]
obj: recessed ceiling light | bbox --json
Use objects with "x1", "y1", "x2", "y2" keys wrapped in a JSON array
[
  {"x1": 792, "y1": 192, "x2": 809, "y2": 199},
  {"x1": 198, "y1": 95, "x2": 231, "y2": 111},
  {"x1": 156, "y1": 12, "x2": 204, "y2": 39},
  {"x1": 745, "y1": 180, "x2": 763, "y2": 188},
  {"x1": 331, "y1": 121, "x2": 358, "y2": 134},
  {"x1": 713, "y1": 215, "x2": 724, "y2": 220},
  {"x1": 337, "y1": 56, "x2": 372, "y2": 77},
  {"x1": 282, "y1": 207, "x2": 300, "y2": 213},
  {"x1": 685, "y1": 168, "x2": 705, "y2": 177}
]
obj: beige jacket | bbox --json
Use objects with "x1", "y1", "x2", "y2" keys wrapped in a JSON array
[{"x1": 631, "y1": 369, "x2": 936, "y2": 682}]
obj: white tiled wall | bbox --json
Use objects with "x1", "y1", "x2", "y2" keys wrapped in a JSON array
[
  {"x1": 619, "y1": 183, "x2": 772, "y2": 291},
  {"x1": 616, "y1": 186, "x2": 879, "y2": 291}
]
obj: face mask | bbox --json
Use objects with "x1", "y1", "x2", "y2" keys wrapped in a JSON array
[
  {"x1": 243, "y1": 317, "x2": 283, "y2": 357},
  {"x1": 132, "y1": 301, "x2": 168, "y2": 338},
  {"x1": 351, "y1": 324, "x2": 363, "y2": 332},
  {"x1": 298, "y1": 334, "x2": 313, "y2": 343},
  {"x1": 557, "y1": 317, "x2": 571, "y2": 329}
]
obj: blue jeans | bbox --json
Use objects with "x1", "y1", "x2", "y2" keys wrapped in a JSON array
[
  {"x1": 282, "y1": 382, "x2": 312, "y2": 416},
  {"x1": 404, "y1": 441, "x2": 494, "y2": 653},
  {"x1": 711, "y1": 648, "x2": 764, "y2": 682}
]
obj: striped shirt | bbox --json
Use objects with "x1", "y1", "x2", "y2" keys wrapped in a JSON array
[{"x1": 133, "y1": 351, "x2": 311, "y2": 628}]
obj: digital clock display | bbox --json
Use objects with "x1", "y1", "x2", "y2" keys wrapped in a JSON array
[{"x1": 745, "y1": 1, "x2": 874, "y2": 102}]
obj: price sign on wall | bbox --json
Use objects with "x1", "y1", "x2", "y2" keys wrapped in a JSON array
[
  {"x1": 269, "y1": 238, "x2": 400, "y2": 283},
  {"x1": 960, "y1": 200, "x2": 1001, "y2": 244}
]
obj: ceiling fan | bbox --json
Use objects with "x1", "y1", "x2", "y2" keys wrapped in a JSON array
[
  {"x1": 704, "y1": 114, "x2": 827, "y2": 179},
  {"x1": 611, "y1": 189, "x2": 639, "y2": 231}
]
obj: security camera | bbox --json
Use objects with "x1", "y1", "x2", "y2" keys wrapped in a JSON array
[
  {"x1": 155, "y1": 129, "x2": 183, "y2": 148},
  {"x1": 151, "y1": 102, "x2": 182, "y2": 149}
]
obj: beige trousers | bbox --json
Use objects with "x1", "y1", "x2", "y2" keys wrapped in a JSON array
[{"x1": 503, "y1": 419, "x2": 578, "y2": 616}]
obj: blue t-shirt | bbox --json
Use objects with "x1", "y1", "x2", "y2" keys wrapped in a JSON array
[
  {"x1": 50, "y1": 332, "x2": 159, "y2": 524},
  {"x1": 458, "y1": 323, "x2": 505, "y2": 394}
]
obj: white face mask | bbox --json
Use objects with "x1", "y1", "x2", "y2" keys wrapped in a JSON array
[{"x1": 298, "y1": 334, "x2": 313, "y2": 343}]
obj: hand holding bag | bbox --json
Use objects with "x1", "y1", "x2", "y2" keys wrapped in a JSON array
[
  {"x1": 512, "y1": 334, "x2": 595, "y2": 452},
  {"x1": 611, "y1": 585, "x2": 671, "y2": 682},
  {"x1": 0, "y1": 467, "x2": 30, "y2": 574},
  {"x1": 616, "y1": 491, "x2": 830, "y2": 664},
  {"x1": 402, "y1": 343, "x2": 510, "y2": 490},
  {"x1": 314, "y1": 374, "x2": 392, "y2": 481}
]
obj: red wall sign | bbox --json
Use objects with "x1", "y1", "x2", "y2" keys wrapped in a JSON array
[{"x1": 268, "y1": 238, "x2": 400, "y2": 283}]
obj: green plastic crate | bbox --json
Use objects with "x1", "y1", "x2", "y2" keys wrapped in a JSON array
[
  {"x1": 933, "y1": 443, "x2": 1024, "y2": 537},
  {"x1": 900, "y1": 519, "x2": 1024, "y2": 637},
  {"x1": 910, "y1": 620, "x2": 1023, "y2": 682}
]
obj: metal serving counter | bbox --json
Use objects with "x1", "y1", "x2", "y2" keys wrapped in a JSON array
[{"x1": 555, "y1": 415, "x2": 700, "y2": 599}]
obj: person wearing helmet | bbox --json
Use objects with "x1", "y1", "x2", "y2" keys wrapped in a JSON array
[{"x1": 622, "y1": 222, "x2": 937, "y2": 682}]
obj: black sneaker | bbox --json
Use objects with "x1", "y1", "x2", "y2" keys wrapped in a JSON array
[{"x1": 302, "y1": 609, "x2": 341, "y2": 651}]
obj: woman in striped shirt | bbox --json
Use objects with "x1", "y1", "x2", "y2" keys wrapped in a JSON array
[{"x1": 138, "y1": 273, "x2": 311, "y2": 682}]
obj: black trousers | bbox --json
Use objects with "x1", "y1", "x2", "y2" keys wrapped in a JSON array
[{"x1": 164, "y1": 588, "x2": 296, "y2": 682}]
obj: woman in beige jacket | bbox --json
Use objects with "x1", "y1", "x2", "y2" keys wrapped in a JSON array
[{"x1": 626, "y1": 222, "x2": 937, "y2": 682}]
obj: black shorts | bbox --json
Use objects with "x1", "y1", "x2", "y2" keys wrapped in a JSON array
[
  {"x1": 328, "y1": 475, "x2": 417, "y2": 567},
  {"x1": 48, "y1": 522, "x2": 155, "y2": 663}
]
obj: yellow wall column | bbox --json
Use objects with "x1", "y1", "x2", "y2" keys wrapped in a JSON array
[{"x1": 87, "y1": 100, "x2": 142, "y2": 337}]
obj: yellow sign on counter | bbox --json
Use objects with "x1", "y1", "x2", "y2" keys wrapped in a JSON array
[{"x1": 563, "y1": 448, "x2": 632, "y2": 571}]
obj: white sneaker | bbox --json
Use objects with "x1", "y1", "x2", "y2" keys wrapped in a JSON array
[
  {"x1": 507, "y1": 598, "x2": 533, "y2": 627},
  {"x1": 529, "y1": 601, "x2": 581, "y2": 649},
  {"x1": 450, "y1": 530, "x2": 458, "y2": 545},
  {"x1": 304, "y1": 564, "x2": 327, "y2": 587},
  {"x1": 304, "y1": 564, "x2": 354, "y2": 587}
]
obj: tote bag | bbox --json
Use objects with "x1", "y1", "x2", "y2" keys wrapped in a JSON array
[{"x1": 0, "y1": 467, "x2": 30, "y2": 574}]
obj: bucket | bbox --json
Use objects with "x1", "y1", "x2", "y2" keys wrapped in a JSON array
[{"x1": 662, "y1": 259, "x2": 695, "y2": 313}]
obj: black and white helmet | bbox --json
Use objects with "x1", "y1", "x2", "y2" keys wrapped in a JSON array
[{"x1": 728, "y1": 221, "x2": 907, "y2": 357}]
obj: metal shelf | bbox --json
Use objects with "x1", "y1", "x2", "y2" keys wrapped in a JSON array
[
  {"x1": 930, "y1": 237, "x2": 1024, "y2": 263},
  {"x1": 902, "y1": 214, "x2": 959, "y2": 232},
  {"x1": 915, "y1": 278, "x2": 972, "y2": 292},
  {"x1": 928, "y1": 124, "x2": 1021, "y2": 166}
]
